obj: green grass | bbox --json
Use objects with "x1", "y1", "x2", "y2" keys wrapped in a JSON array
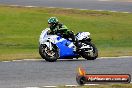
[{"x1": 0, "y1": 5, "x2": 132, "y2": 61}]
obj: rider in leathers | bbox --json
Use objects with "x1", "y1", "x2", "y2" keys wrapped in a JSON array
[{"x1": 47, "y1": 17, "x2": 79, "y2": 51}]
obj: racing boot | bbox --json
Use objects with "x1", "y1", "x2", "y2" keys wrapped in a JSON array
[
  {"x1": 73, "y1": 40, "x2": 81, "y2": 53},
  {"x1": 69, "y1": 32, "x2": 80, "y2": 52}
]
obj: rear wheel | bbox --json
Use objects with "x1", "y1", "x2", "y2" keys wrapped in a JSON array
[
  {"x1": 81, "y1": 42, "x2": 98, "y2": 60},
  {"x1": 39, "y1": 44, "x2": 59, "y2": 62}
]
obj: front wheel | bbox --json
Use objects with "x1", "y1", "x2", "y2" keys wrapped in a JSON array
[
  {"x1": 81, "y1": 42, "x2": 98, "y2": 60},
  {"x1": 39, "y1": 44, "x2": 59, "y2": 62}
]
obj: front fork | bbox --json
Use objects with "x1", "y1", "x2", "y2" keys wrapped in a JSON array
[
  {"x1": 43, "y1": 41, "x2": 53, "y2": 51},
  {"x1": 49, "y1": 42, "x2": 53, "y2": 50}
]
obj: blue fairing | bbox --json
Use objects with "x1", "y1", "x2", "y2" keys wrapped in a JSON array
[{"x1": 55, "y1": 37, "x2": 77, "y2": 58}]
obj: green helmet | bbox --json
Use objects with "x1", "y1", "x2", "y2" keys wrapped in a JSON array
[{"x1": 48, "y1": 17, "x2": 59, "y2": 24}]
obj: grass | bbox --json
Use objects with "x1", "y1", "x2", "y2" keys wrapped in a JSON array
[{"x1": 0, "y1": 5, "x2": 132, "y2": 61}]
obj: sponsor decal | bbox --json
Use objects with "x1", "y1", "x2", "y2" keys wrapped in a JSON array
[{"x1": 76, "y1": 67, "x2": 131, "y2": 85}]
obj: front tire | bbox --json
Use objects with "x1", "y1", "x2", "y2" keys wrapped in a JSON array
[{"x1": 39, "y1": 44, "x2": 59, "y2": 62}]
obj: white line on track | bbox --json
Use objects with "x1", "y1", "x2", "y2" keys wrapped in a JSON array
[
  {"x1": 25, "y1": 87, "x2": 40, "y2": 88},
  {"x1": 23, "y1": 59, "x2": 40, "y2": 61},
  {"x1": 79, "y1": 9, "x2": 88, "y2": 10},
  {"x1": 122, "y1": 12, "x2": 131, "y2": 13},
  {"x1": 2, "y1": 61, "x2": 11, "y2": 62},
  {"x1": 95, "y1": 10, "x2": 105, "y2": 11},
  {"x1": 12, "y1": 60, "x2": 23, "y2": 62},
  {"x1": 109, "y1": 11, "x2": 118, "y2": 12},
  {"x1": 65, "y1": 85, "x2": 78, "y2": 87},
  {"x1": 9, "y1": 5, "x2": 21, "y2": 7},
  {"x1": 98, "y1": 0, "x2": 111, "y2": 1},
  {"x1": 24, "y1": 6, "x2": 37, "y2": 8},
  {"x1": 47, "y1": 7, "x2": 56, "y2": 8},
  {"x1": 85, "y1": 84, "x2": 99, "y2": 86},
  {"x1": 42, "y1": 86, "x2": 57, "y2": 88}
]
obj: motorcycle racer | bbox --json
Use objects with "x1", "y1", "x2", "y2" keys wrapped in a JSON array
[
  {"x1": 47, "y1": 17, "x2": 79, "y2": 51},
  {"x1": 39, "y1": 17, "x2": 98, "y2": 61}
]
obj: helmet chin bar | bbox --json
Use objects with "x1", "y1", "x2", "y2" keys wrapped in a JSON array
[{"x1": 50, "y1": 23, "x2": 58, "y2": 30}]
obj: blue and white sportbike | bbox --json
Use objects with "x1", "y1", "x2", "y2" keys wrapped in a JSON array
[{"x1": 39, "y1": 28, "x2": 98, "y2": 62}]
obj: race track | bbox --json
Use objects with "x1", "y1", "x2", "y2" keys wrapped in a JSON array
[
  {"x1": 0, "y1": 0, "x2": 132, "y2": 12},
  {"x1": 0, "y1": 57, "x2": 132, "y2": 88}
]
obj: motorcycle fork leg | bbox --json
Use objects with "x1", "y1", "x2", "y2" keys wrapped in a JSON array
[{"x1": 49, "y1": 42, "x2": 53, "y2": 50}]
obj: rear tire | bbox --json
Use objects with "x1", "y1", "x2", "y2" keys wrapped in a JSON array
[
  {"x1": 39, "y1": 44, "x2": 59, "y2": 62},
  {"x1": 81, "y1": 42, "x2": 98, "y2": 60}
]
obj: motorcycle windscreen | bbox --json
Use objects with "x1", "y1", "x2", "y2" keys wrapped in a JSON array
[{"x1": 56, "y1": 39, "x2": 77, "y2": 58}]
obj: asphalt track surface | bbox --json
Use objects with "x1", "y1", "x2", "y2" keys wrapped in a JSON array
[
  {"x1": 0, "y1": 0, "x2": 132, "y2": 12},
  {"x1": 0, "y1": 57, "x2": 132, "y2": 88}
]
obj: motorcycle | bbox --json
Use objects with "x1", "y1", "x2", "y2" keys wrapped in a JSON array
[{"x1": 39, "y1": 28, "x2": 98, "y2": 62}]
